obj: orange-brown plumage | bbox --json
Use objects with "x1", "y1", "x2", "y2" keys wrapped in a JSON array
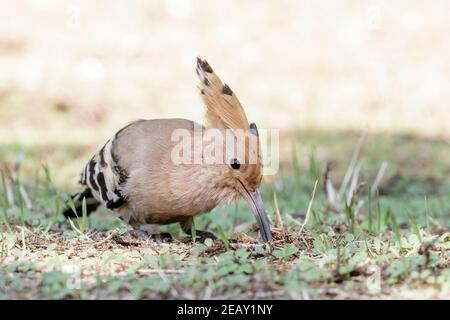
[{"x1": 63, "y1": 58, "x2": 272, "y2": 242}]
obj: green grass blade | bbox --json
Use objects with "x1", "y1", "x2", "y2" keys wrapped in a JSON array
[
  {"x1": 67, "y1": 198, "x2": 78, "y2": 218},
  {"x1": 18, "y1": 191, "x2": 25, "y2": 227},
  {"x1": 308, "y1": 150, "x2": 320, "y2": 181},
  {"x1": 345, "y1": 201, "x2": 355, "y2": 234},
  {"x1": 383, "y1": 208, "x2": 391, "y2": 230},
  {"x1": 311, "y1": 209, "x2": 322, "y2": 227},
  {"x1": 42, "y1": 164, "x2": 52, "y2": 185},
  {"x1": 390, "y1": 213, "x2": 402, "y2": 250},
  {"x1": 191, "y1": 219, "x2": 196, "y2": 244},
  {"x1": 0, "y1": 171, "x2": 12, "y2": 232},
  {"x1": 368, "y1": 187, "x2": 373, "y2": 233},
  {"x1": 406, "y1": 211, "x2": 423, "y2": 243},
  {"x1": 375, "y1": 192, "x2": 382, "y2": 235},
  {"x1": 81, "y1": 197, "x2": 88, "y2": 234},
  {"x1": 15, "y1": 178, "x2": 25, "y2": 227},
  {"x1": 217, "y1": 225, "x2": 229, "y2": 251}
]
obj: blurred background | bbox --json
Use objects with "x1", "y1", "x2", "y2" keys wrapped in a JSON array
[{"x1": 0, "y1": 0, "x2": 449, "y2": 187}]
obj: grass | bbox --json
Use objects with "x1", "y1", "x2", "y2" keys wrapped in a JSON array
[
  {"x1": 67, "y1": 197, "x2": 89, "y2": 235},
  {"x1": 0, "y1": 131, "x2": 449, "y2": 299}
]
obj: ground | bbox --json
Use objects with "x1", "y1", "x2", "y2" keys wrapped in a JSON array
[{"x1": 0, "y1": 131, "x2": 449, "y2": 299}]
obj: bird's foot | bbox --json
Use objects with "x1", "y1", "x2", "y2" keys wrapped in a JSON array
[
  {"x1": 188, "y1": 230, "x2": 217, "y2": 243},
  {"x1": 115, "y1": 230, "x2": 172, "y2": 246},
  {"x1": 150, "y1": 232, "x2": 173, "y2": 243}
]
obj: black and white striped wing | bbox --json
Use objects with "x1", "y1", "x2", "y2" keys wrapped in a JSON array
[{"x1": 79, "y1": 137, "x2": 128, "y2": 210}]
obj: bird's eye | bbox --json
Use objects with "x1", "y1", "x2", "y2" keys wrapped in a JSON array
[{"x1": 230, "y1": 158, "x2": 241, "y2": 170}]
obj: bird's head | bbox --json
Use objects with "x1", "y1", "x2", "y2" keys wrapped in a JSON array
[{"x1": 196, "y1": 57, "x2": 272, "y2": 242}]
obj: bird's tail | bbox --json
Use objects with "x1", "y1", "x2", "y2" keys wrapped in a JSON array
[{"x1": 62, "y1": 188, "x2": 100, "y2": 218}]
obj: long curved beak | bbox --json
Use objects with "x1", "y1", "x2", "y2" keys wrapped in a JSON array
[{"x1": 238, "y1": 182, "x2": 272, "y2": 242}]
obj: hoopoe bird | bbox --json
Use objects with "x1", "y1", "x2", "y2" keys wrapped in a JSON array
[{"x1": 63, "y1": 58, "x2": 272, "y2": 242}]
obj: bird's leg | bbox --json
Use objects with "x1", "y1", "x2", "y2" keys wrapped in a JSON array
[
  {"x1": 115, "y1": 223, "x2": 172, "y2": 245},
  {"x1": 140, "y1": 224, "x2": 173, "y2": 241},
  {"x1": 114, "y1": 229, "x2": 150, "y2": 246},
  {"x1": 127, "y1": 229, "x2": 150, "y2": 240},
  {"x1": 116, "y1": 230, "x2": 173, "y2": 245},
  {"x1": 180, "y1": 218, "x2": 217, "y2": 242}
]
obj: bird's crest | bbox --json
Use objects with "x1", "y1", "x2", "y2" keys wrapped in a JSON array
[{"x1": 196, "y1": 57, "x2": 250, "y2": 130}]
